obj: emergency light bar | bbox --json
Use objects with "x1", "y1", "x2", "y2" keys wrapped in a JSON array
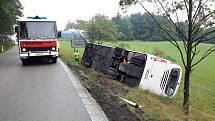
[{"x1": 27, "y1": 16, "x2": 47, "y2": 19}]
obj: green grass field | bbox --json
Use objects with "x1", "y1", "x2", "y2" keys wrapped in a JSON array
[{"x1": 60, "y1": 40, "x2": 215, "y2": 121}]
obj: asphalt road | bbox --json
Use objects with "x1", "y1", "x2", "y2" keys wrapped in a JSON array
[{"x1": 0, "y1": 47, "x2": 93, "y2": 121}]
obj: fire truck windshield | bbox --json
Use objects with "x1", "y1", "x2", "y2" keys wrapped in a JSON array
[{"x1": 20, "y1": 21, "x2": 56, "y2": 39}]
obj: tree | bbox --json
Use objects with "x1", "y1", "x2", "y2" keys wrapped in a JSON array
[
  {"x1": 65, "y1": 19, "x2": 88, "y2": 31},
  {"x1": 0, "y1": 0, "x2": 23, "y2": 35},
  {"x1": 111, "y1": 12, "x2": 174, "y2": 41},
  {"x1": 112, "y1": 13, "x2": 134, "y2": 40},
  {"x1": 129, "y1": 13, "x2": 170, "y2": 40},
  {"x1": 119, "y1": 0, "x2": 215, "y2": 114},
  {"x1": 65, "y1": 20, "x2": 88, "y2": 42},
  {"x1": 208, "y1": 32, "x2": 215, "y2": 43},
  {"x1": 129, "y1": 13, "x2": 148, "y2": 40},
  {"x1": 65, "y1": 14, "x2": 117, "y2": 44},
  {"x1": 88, "y1": 14, "x2": 118, "y2": 43}
]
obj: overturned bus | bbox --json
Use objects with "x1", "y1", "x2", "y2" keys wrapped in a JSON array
[{"x1": 82, "y1": 43, "x2": 182, "y2": 98}]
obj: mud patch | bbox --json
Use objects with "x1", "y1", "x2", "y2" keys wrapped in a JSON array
[{"x1": 68, "y1": 64, "x2": 144, "y2": 121}]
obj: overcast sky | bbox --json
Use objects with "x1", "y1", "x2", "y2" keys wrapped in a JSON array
[{"x1": 19, "y1": 0, "x2": 150, "y2": 30}]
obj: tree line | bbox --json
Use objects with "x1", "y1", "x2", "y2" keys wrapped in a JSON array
[
  {"x1": 112, "y1": 12, "x2": 170, "y2": 41},
  {"x1": 65, "y1": 13, "x2": 168, "y2": 42},
  {"x1": 66, "y1": 12, "x2": 215, "y2": 44}
]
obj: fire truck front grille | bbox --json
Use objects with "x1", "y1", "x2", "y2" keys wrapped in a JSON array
[
  {"x1": 160, "y1": 69, "x2": 170, "y2": 91},
  {"x1": 22, "y1": 47, "x2": 53, "y2": 52}
]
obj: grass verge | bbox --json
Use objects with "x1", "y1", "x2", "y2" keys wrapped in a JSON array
[{"x1": 0, "y1": 42, "x2": 14, "y2": 54}]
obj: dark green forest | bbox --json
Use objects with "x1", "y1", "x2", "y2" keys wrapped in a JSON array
[
  {"x1": 112, "y1": 13, "x2": 215, "y2": 43},
  {"x1": 112, "y1": 13, "x2": 169, "y2": 41}
]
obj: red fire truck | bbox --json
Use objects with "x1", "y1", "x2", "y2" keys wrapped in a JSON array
[{"x1": 15, "y1": 16, "x2": 61, "y2": 65}]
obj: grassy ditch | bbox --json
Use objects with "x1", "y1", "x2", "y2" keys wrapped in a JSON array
[
  {"x1": 0, "y1": 42, "x2": 14, "y2": 54},
  {"x1": 60, "y1": 40, "x2": 215, "y2": 121}
]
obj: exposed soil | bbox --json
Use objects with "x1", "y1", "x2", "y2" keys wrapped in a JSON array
[{"x1": 67, "y1": 64, "x2": 144, "y2": 121}]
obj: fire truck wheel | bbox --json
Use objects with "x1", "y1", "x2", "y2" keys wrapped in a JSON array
[
  {"x1": 21, "y1": 59, "x2": 28, "y2": 65},
  {"x1": 51, "y1": 57, "x2": 57, "y2": 64}
]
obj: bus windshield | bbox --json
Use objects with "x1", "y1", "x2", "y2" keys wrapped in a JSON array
[{"x1": 20, "y1": 21, "x2": 56, "y2": 39}]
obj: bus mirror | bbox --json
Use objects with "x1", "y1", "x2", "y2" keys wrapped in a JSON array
[
  {"x1": 15, "y1": 26, "x2": 18, "y2": 33},
  {"x1": 58, "y1": 31, "x2": 61, "y2": 38}
]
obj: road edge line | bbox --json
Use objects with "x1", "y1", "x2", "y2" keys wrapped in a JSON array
[{"x1": 58, "y1": 58, "x2": 109, "y2": 121}]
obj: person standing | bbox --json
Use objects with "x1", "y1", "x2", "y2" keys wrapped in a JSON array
[{"x1": 74, "y1": 50, "x2": 80, "y2": 61}]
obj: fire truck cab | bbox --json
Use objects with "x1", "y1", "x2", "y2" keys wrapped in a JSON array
[{"x1": 15, "y1": 16, "x2": 60, "y2": 65}]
